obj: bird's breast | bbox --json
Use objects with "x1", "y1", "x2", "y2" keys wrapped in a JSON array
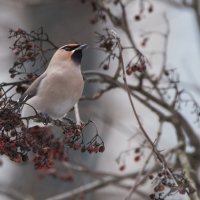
[{"x1": 33, "y1": 66, "x2": 84, "y2": 118}]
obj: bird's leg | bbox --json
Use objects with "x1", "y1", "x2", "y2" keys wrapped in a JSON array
[
  {"x1": 37, "y1": 112, "x2": 51, "y2": 125},
  {"x1": 74, "y1": 103, "x2": 82, "y2": 125}
]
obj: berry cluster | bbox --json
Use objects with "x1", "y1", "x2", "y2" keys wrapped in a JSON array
[
  {"x1": 8, "y1": 28, "x2": 57, "y2": 79},
  {"x1": 126, "y1": 64, "x2": 146, "y2": 75},
  {"x1": 64, "y1": 122, "x2": 105, "y2": 154},
  {"x1": 148, "y1": 170, "x2": 195, "y2": 200},
  {"x1": 97, "y1": 29, "x2": 116, "y2": 52},
  {"x1": 0, "y1": 99, "x2": 105, "y2": 174},
  {"x1": 134, "y1": 3, "x2": 153, "y2": 21}
]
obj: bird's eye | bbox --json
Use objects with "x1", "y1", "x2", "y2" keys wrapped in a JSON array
[
  {"x1": 61, "y1": 44, "x2": 80, "y2": 51},
  {"x1": 61, "y1": 46, "x2": 71, "y2": 51}
]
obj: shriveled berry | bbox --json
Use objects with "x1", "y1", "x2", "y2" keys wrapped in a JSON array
[
  {"x1": 135, "y1": 147, "x2": 140, "y2": 153},
  {"x1": 103, "y1": 64, "x2": 109, "y2": 70},
  {"x1": 149, "y1": 174, "x2": 154, "y2": 180},
  {"x1": 119, "y1": 165, "x2": 125, "y2": 171},
  {"x1": 9, "y1": 68, "x2": 16, "y2": 74},
  {"x1": 158, "y1": 172, "x2": 163, "y2": 177},
  {"x1": 134, "y1": 15, "x2": 141, "y2": 21},
  {"x1": 164, "y1": 70, "x2": 169, "y2": 76},
  {"x1": 10, "y1": 74, "x2": 16, "y2": 78},
  {"x1": 148, "y1": 5, "x2": 153, "y2": 13}
]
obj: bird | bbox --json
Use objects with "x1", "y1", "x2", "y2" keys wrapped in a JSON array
[{"x1": 20, "y1": 43, "x2": 87, "y2": 126}]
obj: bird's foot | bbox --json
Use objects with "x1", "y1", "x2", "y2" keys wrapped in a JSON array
[{"x1": 37, "y1": 113, "x2": 51, "y2": 125}]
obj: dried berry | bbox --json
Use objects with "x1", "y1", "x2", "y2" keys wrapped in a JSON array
[
  {"x1": 148, "y1": 5, "x2": 153, "y2": 13},
  {"x1": 158, "y1": 172, "x2": 163, "y2": 177},
  {"x1": 103, "y1": 64, "x2": 109, "y2": 70},
  {"x1": 114, "y1": 0, "x2": 119, "y2": 5},
  {"x1": 164, "y1": 70, "x2": 169, "y2": 76},
  {"x1": 135, "y1": 147, "x2": 140, "y2": 153},
  {"x1": 149, "y1": 174, "x2": 154, "y2": 180},
  {"x1": 134, "y1": 15, "x2": 141, "y2": 21},
  {"x1": 119, "y1": 165, "x2": 125, "y2": 171},
  {"x1": 10, "y1": 74, "x2": 16, "y2": 78},
  {"x1": 91, "y1": 1, "x2": 97, "y2": 12},
  {"x1": 149, "y1": 193, "x2": 155, "y2": 200}
]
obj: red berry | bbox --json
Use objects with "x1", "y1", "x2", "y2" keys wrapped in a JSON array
[
  {"x1": 119, "y1": 165, "x2": 125, "y2": 171},
  {"x1": 81, "y1": 146, "x2": 86, "y2": 152},
  {"x1": 90, "y1": 17, "x2": 98, "y2": 24},
  {"x1": 158, "y1": 172, "x2": 163, "y2": 177},
  {"x1": 126, "y1": 67, "x2": 132, "y2": 75},
  {"x1": 135, "y1": 147, "x2": 140, "y2": 153},
  {"x1": 179, "y1": 190, "x2": 186, "y2": 195},
  {"x1": 134, "y1": 155, "x2": 140, "y2": 162},
  {"x1": 139, "y1": 65, "x2": 146, "y2": 73},
  {"x1": 99, "y1": 145, "x2": 105, "y2": 153},
  {"x1": 103, "y1": 64, "x2": 109, "y2": 70},
  {"x1": 131, "y1": 65, "x2": 138, "y2": 72},
  {"x1": 154, "y1": 183, "x2": 165, "y2": 192},
  {"x1": 164, "y1": 70, "x2": 169, "y2": 76},
  {"x1": 87, "y1": 145, "x2": 95, "y2": 153},
  {"x1": 0, "y1": 141, "x2": 5, "y2": 151},
  {"x1": 9, "y1": 68, "x2": 16, "y2": 74},
  {"x1": 149, "y1": 174, "x2": 154, "y2": 180},
  {"x1": 10, "y1": 74, "x2": 16, "y2": 78},
  {"x1": 134, "y1": 15, "x2": 141, "y2": 21}
]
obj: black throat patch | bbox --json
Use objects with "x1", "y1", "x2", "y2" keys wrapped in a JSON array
[{"x1": 71, "y1": 50, "x2": 82, "y2": 64}]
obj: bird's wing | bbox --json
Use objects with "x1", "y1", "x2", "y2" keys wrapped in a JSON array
[{"x1": 19, "y1": 73, "x2": 47, "y2": 103}]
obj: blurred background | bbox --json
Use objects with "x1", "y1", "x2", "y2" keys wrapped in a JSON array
[{"x1": 0, "y1": 0, "x2": 200, "y2": 200}]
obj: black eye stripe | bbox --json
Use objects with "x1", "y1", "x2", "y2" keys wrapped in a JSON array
[{"x1": 61, "y1": 45, "x2": 80, "y2": 51}]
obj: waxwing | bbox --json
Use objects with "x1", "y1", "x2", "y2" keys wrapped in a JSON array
[{"x1": 20, "y1": 43, "x2": 87, "y2": 126}]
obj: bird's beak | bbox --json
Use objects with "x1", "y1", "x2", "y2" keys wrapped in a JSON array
[{"x1": 76, "y1": 44, "x2": 88, "y2": 51}]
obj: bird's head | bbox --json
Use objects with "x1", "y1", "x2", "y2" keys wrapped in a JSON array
[{"x1": 59, "y1": 43, "x2": 88, "y2": 64}]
